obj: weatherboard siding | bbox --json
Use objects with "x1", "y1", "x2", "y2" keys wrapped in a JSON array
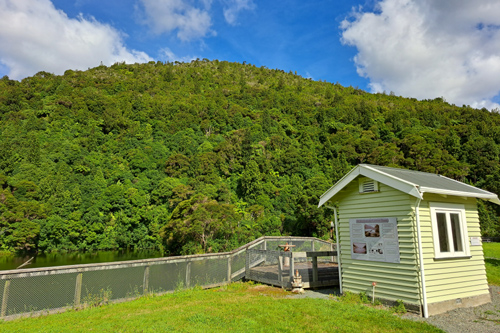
[
  {"x1": 336, "y1": 180, "x2": 421, "y2": 306},
  {"x1": 418, "y1": 194, "x2": 489, "y2": 305}
]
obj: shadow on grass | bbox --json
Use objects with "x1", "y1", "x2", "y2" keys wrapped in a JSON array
[{"x1": 485, "y1": 258, "x2": 500, "y2": 267}]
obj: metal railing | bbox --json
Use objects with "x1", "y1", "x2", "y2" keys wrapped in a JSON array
[
  {"x1": 0, "y1": 236, "x2": 333, "y2": 320},
  {"x1": 245, "y1": 238, "x2": 338, "y2": 289}
]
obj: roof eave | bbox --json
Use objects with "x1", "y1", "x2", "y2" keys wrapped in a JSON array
[
  {"x1": 420, "y1": 187, "x2": 500, "y2": 205},
  {"x1": 318, "y1": 167, "x2": 360, "y2": 207},
  {"x1": 489, "y1": 197, "x2": 500, "y2": 205}
]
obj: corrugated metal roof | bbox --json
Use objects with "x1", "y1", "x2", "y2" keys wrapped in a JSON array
[{"x1": 361, "y1": 164, "x2": 490, "y2": 196}]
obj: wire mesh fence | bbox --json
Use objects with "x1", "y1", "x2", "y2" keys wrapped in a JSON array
[
  {"x1": 149, "y1": 261, "x2": 187, "y2": 293},
  {"x1": 190, "y1": 256, "x2": 228, "y2": 288},
  {"x1": 230, "y1": 249, "x2": 246, "y2": 281},
  {"x1": 0, "y1": 236, "x2": 335, "y2": 319},
  {"x1": 6, "y1": 272, "x2": 77, "y2": 316},
  {"x1": 246, "y1": 249, "x2": 284, "y2": 287}
]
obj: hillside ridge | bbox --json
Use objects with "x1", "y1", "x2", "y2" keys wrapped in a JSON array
[{"x1": 0, "y1": 59, "x2": 499, "y2": 255}]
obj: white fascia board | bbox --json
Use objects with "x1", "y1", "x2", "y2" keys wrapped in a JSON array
[
  {"x1": 420, "y1": 187, "x2": 500, "y2": 205},
  {"x1": 489, "y1": 197, "x2": 500, "y2": 205},
  {"x1": 419, "y1": 187, "x2": 494, "y2": 198},
  {"x1": 360, "y1": 165, "x2": 423, "y2": 200},
  {"x1": 318, "y1": 167, "x2": 360, "y2": 207}
]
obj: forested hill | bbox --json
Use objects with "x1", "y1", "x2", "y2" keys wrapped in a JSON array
[{"x1": 1, "y1": 60, "x2": 500, "y2": 255}]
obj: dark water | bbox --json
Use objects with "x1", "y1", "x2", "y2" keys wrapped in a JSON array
[{"x1": 0, "y1": 249, "x2": 166, "y2": 271}]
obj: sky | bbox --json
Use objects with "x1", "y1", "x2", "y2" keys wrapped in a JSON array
[{"x1": 1, "y1": 0, "x2": 500, "y2": 110}]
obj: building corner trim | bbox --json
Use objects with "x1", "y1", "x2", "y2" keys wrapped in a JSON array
[{"x1": 415, "y1": 198, "x2": 429, "y2": 318}]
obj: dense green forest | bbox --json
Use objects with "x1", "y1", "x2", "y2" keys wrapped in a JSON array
[{"x1": 1, "y1": 59, "x2": 499, "y2": 255}]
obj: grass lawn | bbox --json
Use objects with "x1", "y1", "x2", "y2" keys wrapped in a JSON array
[
  {"x1": 3, "y1": 244, "x2": 499, "y2": 332},
  {"x1": 483, "y1": 242, "x2": 500, "y2": 286},
  {"x1": 0, "y1": 282, "x2": 442, "y2": 333},
  {"x1": 483, "y1": 242, "x2": 500, "y2": 259}
]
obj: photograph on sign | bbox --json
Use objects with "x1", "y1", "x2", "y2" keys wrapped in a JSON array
[
  {"x1": 353, "y1": 242, "x2": 367, "y2": 254},
  {"x1": 369, "y1": 241, "x2": 384, "y2": 255},
  {"x1": 364, "y1": 224, "x2": 380, "y2": 237}
]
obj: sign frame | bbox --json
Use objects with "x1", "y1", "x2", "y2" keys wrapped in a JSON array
[{"x1": 349, "y1": 217, "x2": 401, "y2": 263}]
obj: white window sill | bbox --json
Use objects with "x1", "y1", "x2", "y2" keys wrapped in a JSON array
[{"x1": 433, "y1": 255, "x2": 472, "y2": 260}]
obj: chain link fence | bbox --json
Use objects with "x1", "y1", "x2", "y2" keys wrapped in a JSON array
[{"x1": 0, "y1": 237, "x2": 334, "y2": 320}]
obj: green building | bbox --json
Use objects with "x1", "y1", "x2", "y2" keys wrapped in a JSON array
[{"x1": 318, "y1": 164, "x2": 500, "y2": 317}]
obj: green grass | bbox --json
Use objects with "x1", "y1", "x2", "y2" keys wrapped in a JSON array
[
  {"x1": 485, "y1": 258, "x2": 500, "y2": 286},
  {"x1": 484, "y1": 242, "x2": 500, "y2": 286},
  {"x1": 483, "y1": 242, "x2": 500, "y2": 259},
  {"x1": 0, "y1": 282, "x2": 442, "y2": 333}
]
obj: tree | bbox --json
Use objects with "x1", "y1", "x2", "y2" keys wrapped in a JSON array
[
  {"x1": 161, "y1": 194, "x2": 239, "y2": 254},
  {"x1": 239, "y1": 160, "x2": 263, "y2": 200}
]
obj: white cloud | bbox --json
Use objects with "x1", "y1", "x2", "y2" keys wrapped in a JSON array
[
  {"x1": 341, "y1": 0, "x2": 500, "y2": 109},
  {"x1": 222, "y1": 0, "x2": 255, "y2": 25},
  {"x1": 160, "y1": 47, "x2": 198, "y2": 63},
  {"x1": 0, "y1": 0, "x2": 151, "y2": 80},
  {"x1": 138, "y1": 0, "x2": 255, "y2": 39},
  {"x1": 138, "y1": 0, "x2": 214, "y2": 41}
]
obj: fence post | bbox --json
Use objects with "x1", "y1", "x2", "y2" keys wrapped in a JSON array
[
  {"x1": 186, "y1": 261, "x2": 191, "y2": 288},
  {"x1": 289, "y1": 252, "x2": 294, "y2": 286},
  {"x1": 74, "y1": 273, "x2": 83, "y2": 307},
  {"x1": 227, "y1": 255, "x2": 232, "y2": 283},
  {"x1": 331, "y1": 243, "x2": 335, "y2": 263},
  {"x1": 312, "y1": 256, "x2": 318, "y2": 283},
  {"x1": 312, "y1": 239, "x2": 315, "y2": 251},
  {"x1": 1, "y1": 279, "x2": 10, "y2": 317},
  {"x1": 143, "y1": 266, "x2": 150, "y2": 294},
  {"x1": 245, "y1": 250, "x2": 250, "y2": 280},
  {"x1": 278, "y1": 254, "x2": 283, "y2": 287}
]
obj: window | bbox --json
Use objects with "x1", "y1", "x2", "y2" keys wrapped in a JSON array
[{"x1": 429, "y1": 203, "x2": 470, "y2": 259}]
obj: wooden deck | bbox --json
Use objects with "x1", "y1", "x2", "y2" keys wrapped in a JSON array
[{"x1": 249, "y1": 261, "x2": 339, "y2": 289}]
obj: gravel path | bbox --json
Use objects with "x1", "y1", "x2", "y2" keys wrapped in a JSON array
[
  {"x1": 404, "y1": 285, "x2": 500, "y2": 333},
  {"x1": 288, "y1": 286, "x2": 500, "y2": 332}
]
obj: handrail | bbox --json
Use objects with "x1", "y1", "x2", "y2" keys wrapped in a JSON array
[{"x1": 0, "y1": 236, "x2": 333, "y2": 278}]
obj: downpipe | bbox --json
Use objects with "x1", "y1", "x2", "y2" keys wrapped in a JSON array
[{"x1": 415, "y1": 198, "x2": 429, "y2": 318}]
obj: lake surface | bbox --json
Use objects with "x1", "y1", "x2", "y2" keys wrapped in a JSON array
[{"x1": 0, "y1": 249, "x2": 166, "y2": 271}]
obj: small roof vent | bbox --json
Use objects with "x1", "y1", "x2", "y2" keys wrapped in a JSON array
[{"x1": 359, "y1": 178, "x2": 379, "y2": 193}]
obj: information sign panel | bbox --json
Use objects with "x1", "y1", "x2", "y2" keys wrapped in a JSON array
[{"x1": 349, "y1": 217, "x2": 400, "y2": 263}]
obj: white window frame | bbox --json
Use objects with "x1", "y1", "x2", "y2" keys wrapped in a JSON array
[{"x1": 429, "y1": 202, "x2": 470, "y2": 259}]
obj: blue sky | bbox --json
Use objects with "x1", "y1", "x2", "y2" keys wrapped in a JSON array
[
  {"x1": 1, "y1": 0, "x2": 500, "y2": 109},
  {"x1": 49, "y1": 0, "x2": 370, "y2": 88}
]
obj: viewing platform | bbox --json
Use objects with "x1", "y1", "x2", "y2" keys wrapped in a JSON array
[{"x1": 245, "y1": 248, "x2": 339, "y2": 289}]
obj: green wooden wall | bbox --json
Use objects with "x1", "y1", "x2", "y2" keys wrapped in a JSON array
[
  {"x1": 335, "y1": 179, "x2": 422, "y2": 306},
  {"x1": 418, "y1": 194, "x2": 489, "y2": 304}
]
